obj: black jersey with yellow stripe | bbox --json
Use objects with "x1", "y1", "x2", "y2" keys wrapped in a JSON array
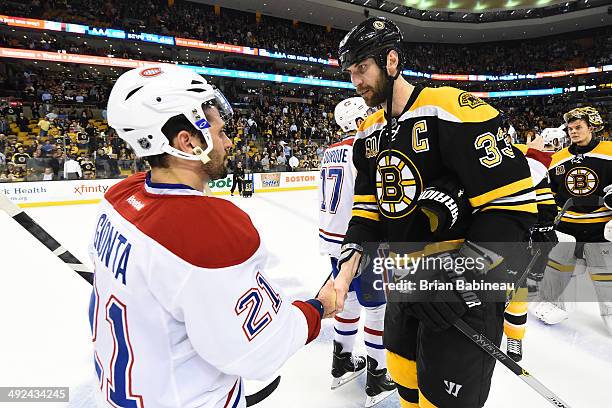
[
  {"x1": 549, "y1": 139, "x2": 612, "y2": 241},
  {"x1": 344, "y1": 86, "x2": 537, "y2": 247}
]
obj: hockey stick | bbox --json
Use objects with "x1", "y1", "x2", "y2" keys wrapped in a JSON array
[
  {"x1": 453, "y1": 235, "x2": 573, "y2": 407},
  {"x1": 454, "y1": 319, "x2": 573, "y2": 408},
  {"x1": 0, "y1": 192, "x2": 278, "y2": 406},
  {"x1": 0, "y1": 193, "x2": 94, "y2": 284},
  {"x1": 245, "y1": 376, "x2": 281, "y2": 406}
]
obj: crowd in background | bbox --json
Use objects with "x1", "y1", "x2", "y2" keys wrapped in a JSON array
[
  {"x1": 0, "y1": 0, "x2": 610, "y2": 183},
  {"x1": 1, "y1": 0, "x2": 611, "y2": 74}
]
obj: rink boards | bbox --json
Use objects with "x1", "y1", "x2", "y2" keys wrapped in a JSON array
[{"x1": 0, "y1": 171, "x2": 318, "y2": 207}]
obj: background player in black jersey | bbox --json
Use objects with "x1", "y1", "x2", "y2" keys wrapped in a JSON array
[
  {"x1": 333, "y1": 17, "x2": 537, "y2": 408},
  {"x1": 230, "y1": 160, "x2": 245, "y2": 196},
  {"x1": 534, "y1": 107, "x2": 612, "y2": 335}
]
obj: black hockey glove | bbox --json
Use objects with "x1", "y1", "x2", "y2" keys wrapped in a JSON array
[
  {"x1": 403, "y1": 251, "x2": 473, "y2": 332},
  {"x1": 417, "y1": 175, "x2": 471, "y2": 237},
  {"x1": 404, "y1": 295, "x2": 469, "y2": 332},
  {"x1": 528, "y1": 224, "x2": 557, "y2": 245},
  {"x1": 527, "y1": 224, "x2": 558, "y2": 282}
]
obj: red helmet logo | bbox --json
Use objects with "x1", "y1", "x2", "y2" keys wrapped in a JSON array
[{"x1": 140, "y1": 67, "x2": 163, "y2": 77}]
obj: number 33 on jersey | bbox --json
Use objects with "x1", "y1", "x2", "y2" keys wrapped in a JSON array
[{"x1": 347, "y1": 86, "x2": 536, "y2": 243}]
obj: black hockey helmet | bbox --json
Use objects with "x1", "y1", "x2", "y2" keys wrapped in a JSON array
[{"x1": 338, "y1": 17, "x2": 404, "y2": 74}]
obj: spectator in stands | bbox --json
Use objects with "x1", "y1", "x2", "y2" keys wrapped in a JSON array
[
  {"x1": 38, "y1": 116, "x2": 50, "y2": 138},
  {"x1": 17, "y1": 113, "x2": 29, "y2": 132},
  {"x1": 0, "y1": 117, "x2": 8, "y2": 135},
  {"x1": 63, "y1": 155, "x2": 82, "y2": 180},
  {"x1": 12, "y1": 145, "x2": 30, "y2": 167},
  {"x1": 42, "y1": 167, "x2": 54, "y2": 181}
]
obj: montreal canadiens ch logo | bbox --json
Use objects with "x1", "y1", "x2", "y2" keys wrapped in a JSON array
[
  {"x1": 140, "y1": 67, "x2": 163, "y2": 77},
  {"x1": 375, "y1": 150, "x2": 422, "y2": 219},
  {"x1": 565, "y1": 166, "x2": 598, "y2": 196}
]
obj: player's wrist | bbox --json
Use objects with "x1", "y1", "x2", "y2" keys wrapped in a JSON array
[
  {"x1": 337, "y1": 243, "x2": 363, "y2": 277},
  {"x1": 305, "y1": 299, "x2": 324, "y2": 319}
]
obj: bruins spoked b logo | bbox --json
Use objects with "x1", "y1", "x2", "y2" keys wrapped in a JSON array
[
  {"x1": 376, "y1": 150, "x2": 423, "y2": 219},
  {"x1": 565, "y1": 166, "x2": 598, "y2": 196}
]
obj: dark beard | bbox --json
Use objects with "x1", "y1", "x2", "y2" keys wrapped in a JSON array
[
  {"x1": 203, "y1": 149, "x2": 228, "y2": 180},
  {"x1": 367, "y1": 71, "x2": 389, "y2": 107}
]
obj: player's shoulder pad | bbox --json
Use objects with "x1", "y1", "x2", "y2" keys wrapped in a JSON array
[
  {"x1": 549, "y1": 147, "x2": 572, "y2": 169},
  {"x1": 592, "y1": 140, "x2": 612, "y2": 156},
  {"x1": 105, "y1": 173, "x2": 260, "y2": 269},
  {"x1": 408, "y1": 87, "x2": 499, "y2": 123},
  {"x1": 328, "y1": 136, "x2": 356, "y2": 149},
  {"x1": 355, "y1": 108, "x2": 385, "y2": 139}
]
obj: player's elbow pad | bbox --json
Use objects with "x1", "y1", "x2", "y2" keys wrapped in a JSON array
[{"x1": 417, "y1": 175, "x2": 471, "y2": 235}]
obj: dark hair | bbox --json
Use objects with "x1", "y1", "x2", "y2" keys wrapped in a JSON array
[
  {"x1": 147, "y1": 105, "x2": 213, "y2": 168},
  {"x1": 146, "y1": 115, "x2": 197, "y2": 168}
]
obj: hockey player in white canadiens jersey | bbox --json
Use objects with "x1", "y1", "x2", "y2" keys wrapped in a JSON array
[
  {"x1": 89, "y1": 64, "x2": 337, "y2": 408},
  {"x1": 320, "y1": 97, "x2": 396, "y2": 407}
]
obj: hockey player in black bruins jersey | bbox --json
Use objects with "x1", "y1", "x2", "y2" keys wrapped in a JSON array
[
  {"x1": 333, "y1": 17, "x2": 537, "y2": 408},
  {"x1": 533, "y1": 107, "x2": 612, "y2": 335}
]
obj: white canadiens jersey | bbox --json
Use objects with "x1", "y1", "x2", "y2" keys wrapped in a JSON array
[
  {"x1": 319, "y1": 136, "x2": 356, "y2": 257},
  {"x1": 89, "y1": 172, "x2": 321, "y2": 408}
]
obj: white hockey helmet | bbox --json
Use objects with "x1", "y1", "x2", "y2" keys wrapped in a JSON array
[
  {"x1": 107, "y1": 64, "x2": 233, "y2": 164},
  {"x1": 541, "y1": 127, "x2": 568, "y2": 152},
  {"x1": 334, "y1": 97, "x2": 369, "y2": 132}
]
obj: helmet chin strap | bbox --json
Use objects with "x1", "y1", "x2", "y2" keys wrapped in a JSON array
[
  {"x1": 162, "y1": 144, "x2": 212, "y2": 164},
  {"x1": 192, "y1": 146, "x2": 211, "y2": 164},
  {"x1": 382, "y1": 49, "x2": 403, "y2": 145}
]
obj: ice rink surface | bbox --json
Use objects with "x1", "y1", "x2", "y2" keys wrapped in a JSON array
[{"x1": 1, "y1": 188, "x2": 611, "y2": 407}]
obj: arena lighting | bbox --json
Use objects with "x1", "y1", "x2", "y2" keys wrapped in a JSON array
[
  {"x1": 0, "y1": 46, "x2": 596, "y2": 98},
  {"x1": 0, "y1": 14, "x2": 609, "y2": 82},
  {"x1": 0, "y1": 12, "x2": 612, "y2": 81}
]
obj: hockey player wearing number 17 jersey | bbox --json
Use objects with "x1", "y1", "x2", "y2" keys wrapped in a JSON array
[
  {"x1": 89, "y1": 65, "x2": 337, "y2": 408},
  {"x1": 320, "y1": 97, "x2": 397, "y2": 407}
]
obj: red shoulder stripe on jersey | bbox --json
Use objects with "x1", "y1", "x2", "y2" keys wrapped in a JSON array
[
  {"x1": 526, "y1": 148, "x2": 553, "y2": 169},
  {"x1": 105, "y1": 173, "x2": 261, "y2": 269},
  {"x1": 329, "y1": 137, "x2": 355, "y2": 149},
  {"x1": 292, "y1": 301, "x2": 321, "y2": 344}
]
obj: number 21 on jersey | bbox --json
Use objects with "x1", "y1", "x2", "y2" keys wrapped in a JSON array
[
  {"x1": 235, "y1": 272, "x2": 282, "y2": 341},
  {"x1": 89, "y1": 287, "x2": 144, "y2": 408}
]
